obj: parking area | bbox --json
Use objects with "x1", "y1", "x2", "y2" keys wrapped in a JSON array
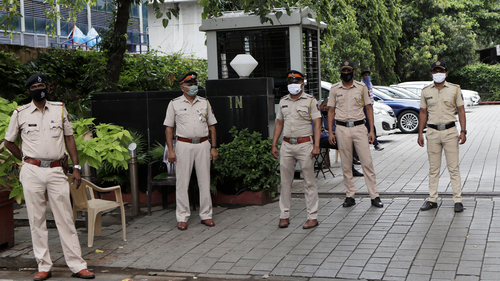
[{"x1": 295, "y1": 105, "x2": 500, "y2": 196}]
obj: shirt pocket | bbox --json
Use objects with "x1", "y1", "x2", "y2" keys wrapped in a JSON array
[
  {"x1": 22, "y1": 126, "x2": 40, "y2": 142},
  {"x1": 296, "y1": 104, "x2": 311, "y2": 120},
  {"x1": 335, "y1": 94, "x2": 346, "y2": 107},
  {"x1": 281, "y1": 107, "x2": 292, "y2": 118},
  {"x1": 443, "y1": 97, "x2": 456, "y2": 108},
  {"x1": 426, "y1": 96, "x2": 438, "y2": 109},
  {"x1": 49, "y1": 120, "x2": 63, "y2": 138},
  {"x1": 176, "y1": 110, "x2": 190, "y2": 123},
  {"x1": 353, "y1": 93, "x2": 364, "y2": 106}
]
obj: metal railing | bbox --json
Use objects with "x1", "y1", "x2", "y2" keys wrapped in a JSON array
[{"x1": 50, "y1": 32, "x2": 149, "y2": 54}]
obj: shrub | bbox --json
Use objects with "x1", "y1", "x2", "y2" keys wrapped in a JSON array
[
  {"x1": 211, "y1": 127, "x2": 279, "y2": 197},
  {"x1": 451, "y1": 63, "x2": 500, "y2": 101}
]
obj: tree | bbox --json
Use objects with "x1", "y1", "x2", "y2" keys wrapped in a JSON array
[
  {"x1": 199, "y1": 0, "x2": 402, "y2": 84},
  {"x1": 396, "y1": 0, "x2": 500, "y2": 82},
  {"x1": 1, "y1": 0, "x2": 177, "y2": 91}
]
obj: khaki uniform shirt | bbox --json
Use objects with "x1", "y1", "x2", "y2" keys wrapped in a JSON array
[
  {"x1": 420, "y1": 82, "x2": 464, "y2": 125},
  {"x1": 5, "y1": 101, "x2": 73, "y2": 161},
  {"x1": 327, "y1": 80, "x2": 371, "y2": 121},
  {"x1": 163, "y1": 95, "x2": 217, "y2": 138},
  {"x1": 277, "y1": 92, "x2": 321, "y2": 138}
]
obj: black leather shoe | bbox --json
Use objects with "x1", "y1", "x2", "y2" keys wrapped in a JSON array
[
  {"x1": 371, "y1": 197, "x2": 383, "y2": 208},
  {"x1": 454, "y1": 202, "x2": 464, "y2": 212},
  {"x1": 353, "y1": 158, "x2": 361, "y2": 165},
  {"x1": 352, "y1": 167, "x2": 364, "y2": 177},
  {"x1": 343, "y1": 197, "x2": 355, "y2": 207},
  {"x1": 420, "y1": 201, "x2": 437, "y2": 211}
]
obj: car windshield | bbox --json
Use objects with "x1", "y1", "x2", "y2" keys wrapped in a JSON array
[
  {"x1": 375, "y1": 87, "x2": 416, "y2": 99},
  {"x1": 372, "y1": 88, "x2": 393, "y2": 99},
  {"x1": 390, "y1": 87, "x2": 420, "y2": 99}
]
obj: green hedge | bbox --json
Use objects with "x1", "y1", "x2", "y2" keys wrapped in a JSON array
[
  {"x1": 2, "y1": 49, "x2": 208, "y2": 118},
  {"x1": 451, "y1": 63, "x2": 500, "y2": 101}
]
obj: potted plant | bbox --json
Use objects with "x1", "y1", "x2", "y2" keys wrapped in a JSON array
[
  {"x1": 0, "y1": 97, "x2": 22, "y2": 248},
  {"x1": 210, "y1": 127, "x2": 279, "y2": 205}
]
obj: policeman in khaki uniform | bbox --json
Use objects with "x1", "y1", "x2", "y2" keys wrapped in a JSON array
[
  {"x1": 271, "y1": 70, "x2": 321, "y2": 229},
  {"x1": 4, "y1": 74, "x2": 95, "y2": 280},
  {"x1": 164, "y1": 72, "x2": 218, "y2": 230},
  {"x1": 327, "y1": 60, "x2": 383, "y2": 208},
  {"x1": 418, "y1": 60, "x2": 466, "y2": 213}
]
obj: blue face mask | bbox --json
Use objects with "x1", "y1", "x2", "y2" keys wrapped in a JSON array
[
  {"x1": 186, "y1": 85, "x2": 198, "y2": 97},
  {"x1": 362, "y1": 76, "x2": 371, "y2": 86}
]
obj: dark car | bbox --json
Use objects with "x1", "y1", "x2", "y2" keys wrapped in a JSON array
[{"x1": 372, "y1": 88, "x2": 420, "y2": 134}]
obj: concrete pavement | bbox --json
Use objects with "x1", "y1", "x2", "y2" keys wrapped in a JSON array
[{"x1": 1, "y1": 105, "x2": 500, "y2": 281}]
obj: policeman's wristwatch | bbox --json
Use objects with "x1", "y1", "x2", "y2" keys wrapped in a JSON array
[
  {"x1": 74, "y1": 165, "x2": 82, "y2": 171},
  {"x1": 460, "y1": 130, "x2": 467, "y2": 135}
]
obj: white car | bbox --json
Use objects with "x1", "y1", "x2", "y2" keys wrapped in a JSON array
[
  {"x1": 321, "y1": 81, "x2": 397, "y2": 137},
  {"x1": 393, "y1": 81, "x2": 479, "y2": 107},
  {"x1": 462, "y1": 90, "x2": 481, "y2": 105}
]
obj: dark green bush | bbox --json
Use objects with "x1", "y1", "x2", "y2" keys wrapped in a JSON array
[
  {"x1": 211, "y1": 127, "x2": 279, "y2": 197},
  {"x1": 0, "y1": 51, "x2": 29, "y2": 102},
  {"x1": 4, "y1": 49, "x2": 208, "y2": 118},
  {"x1": 451, "y1": 63, "x2": 500, "y2": 101}
]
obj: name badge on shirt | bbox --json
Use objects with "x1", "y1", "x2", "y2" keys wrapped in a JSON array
[
  {"x1": 337, "y1": 94, "x2": 343, "y2": 97},
  {"x1": 180, "y1": 108, "x2": 187, "y2": 111},
  {"x1": 282, "y1": 105, "x2": 288, "y2": 108},
  {"x1": 426, "y1": 97, "x2": 433, "y2": 100},
  {"x1": 28, "y1": 124, "x2": 37, "y2": 127}
]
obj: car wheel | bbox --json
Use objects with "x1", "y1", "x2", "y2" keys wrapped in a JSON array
[{"x1": 398, "y1": 110, "x2": 419, "y2": 133}]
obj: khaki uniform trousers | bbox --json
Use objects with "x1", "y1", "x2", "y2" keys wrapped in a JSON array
[
  {"x1": 279, "y1": 141, "x2": 319, "y2": 220},
  {"x1": 175, "y1": 140, "x2": 212, "y2": 222},
  {"x1": 336, "y1": 124, "x2": 379, "y2": 199},
  {"x1": 426, "y1": 128, "x2": 462, "y2": 203},
  {"x1": 19, "y1": 163, "x2": 87, "y2": 273}
]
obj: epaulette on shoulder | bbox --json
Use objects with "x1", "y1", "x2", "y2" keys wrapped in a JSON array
[
  {"x1": 280, "y1": 95, "x2": 288, "y2": 100},
  {"x1": 304, "y1": 93, "x2": 314, "y2": 98},
  {"x1": 422, "y1": 84, "x2": 433, "y2": 90},
  {"x1": 447, "y1": 82, "x2": 460, "y2": 88},
  {"x1": 15, "y1": 104, "x2": 31, "y2": 113},
  {"x1": 173, "y1": 96, "x2": 181, "y2": 101},
  {"x1": 48, "y1": 101, "x2": 64, "y2": 106},
  {"x1": 198, "y1": 96, "x2": 207, "y2": 100},
  {"x1": 354, "y1": 80, "x2": 364, "y2": 86}
]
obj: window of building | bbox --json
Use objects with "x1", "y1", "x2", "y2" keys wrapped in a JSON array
[
  {"x1": 60, "y1": 21, "x2": 73, "y2": 36},
  {"x1": 0, "y1": 15, "x2": 22, "y2": 31},
  {"x1": 130, "y1": 4, "x2": 139, "y2": 18},
  {"x1": 24, "y1": 17, "x2": 34, "y2": 33},
  {"x1": 35, "y1": 17, "x2": 46, "y2": 33}
]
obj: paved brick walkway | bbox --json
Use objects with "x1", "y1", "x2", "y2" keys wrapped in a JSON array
[{"x1": 1, "y1": 105, "x2": 500, "y2": 281}]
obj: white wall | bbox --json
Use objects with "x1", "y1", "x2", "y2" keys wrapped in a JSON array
[{"x1": 147, "y1": 0, "x2": 206, "y2": 59}]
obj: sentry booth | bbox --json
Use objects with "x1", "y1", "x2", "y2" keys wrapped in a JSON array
[
  {"x1": 200, "y1": 7, "x2": 327, "y2": 144},
  {"x1": 201, "y1": 7, "x2": 326, "y2": 101}
]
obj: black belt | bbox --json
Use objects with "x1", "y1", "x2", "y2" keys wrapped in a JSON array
[
  {"x1": 336, "y1": 120, "x2": 365, "y2": 127},
  {"x1": 428, "y1": 122, "x2": 455, "y2": 131}
]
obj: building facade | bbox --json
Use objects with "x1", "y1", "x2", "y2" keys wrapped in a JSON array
[
  {"x1": 0, "y1": 0, "x2": 148, "y2": 52},
  {"x1": 147, "y1": 0, "x2": 206, "y2": 58}
]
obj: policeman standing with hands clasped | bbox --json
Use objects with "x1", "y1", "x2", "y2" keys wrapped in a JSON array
[
  {"x1": 327, "y1": 60, "x2": 383, "y2": 208},
  {"x1": 418, "y1": 60, "x2": 466, "y2": 213},
  {"x1": 4, "y1": 74, "x2": 95, "y2": 280},
  {"x1": 271, "y1": 70, "x2": 321, "y2": 229},
  {"x1": 164, "y1": 72, "x2": 218, "y2": 230}
]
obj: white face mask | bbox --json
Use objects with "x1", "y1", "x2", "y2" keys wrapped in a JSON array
[
  {"x1": 287, "y1": 84, "x2": 303, "y2": 95},
  {"x1": 432, "y1": 73, "x2": 446, "y2": 83}
]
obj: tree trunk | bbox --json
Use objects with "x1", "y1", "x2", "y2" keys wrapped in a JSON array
[{"x1": 105, "y1": 0, "x2": 131, "y2": 90}]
